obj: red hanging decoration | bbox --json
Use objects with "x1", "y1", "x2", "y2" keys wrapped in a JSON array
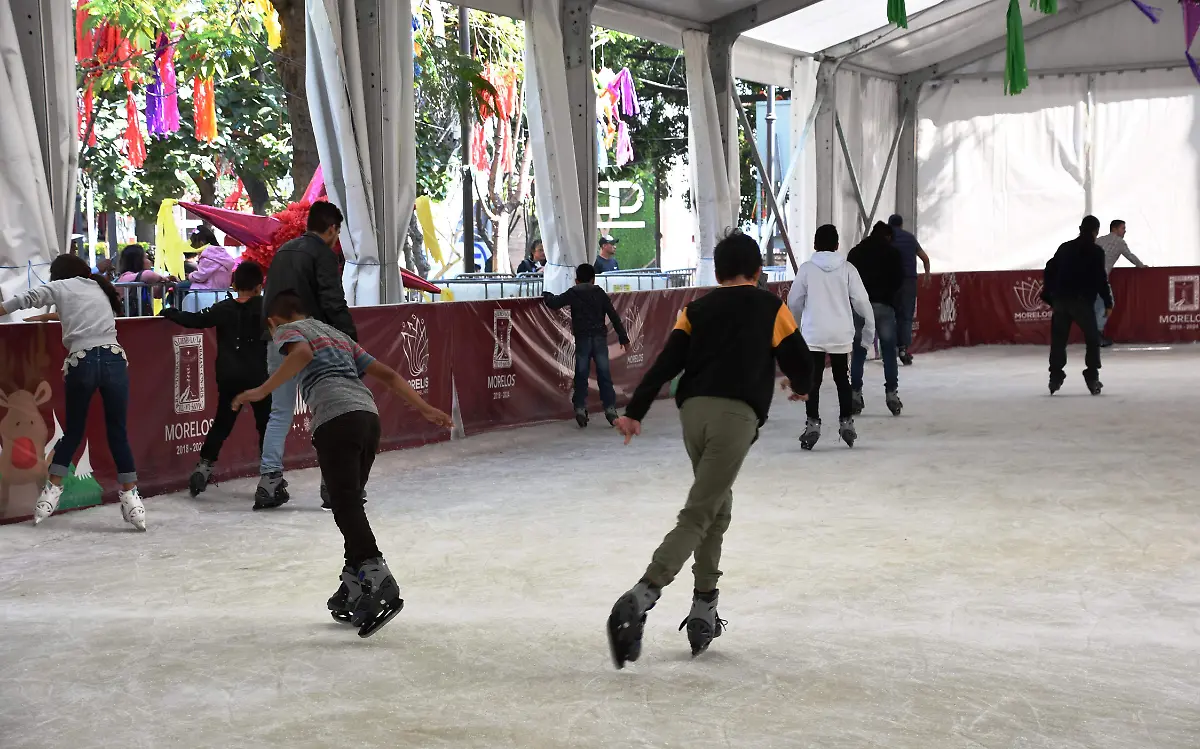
[
  {"x1": 224, "y1": 178, "x2": 245, "y2": 209},
  {"x1": 124, "y1": 92, "x2": 147, "y2": 169},
  {"x1": 470, "y1": 122, "x2": 489, "y2": 171},
  {"x1": 194, "y1": 77, "x2": 218, "y2": 142}
]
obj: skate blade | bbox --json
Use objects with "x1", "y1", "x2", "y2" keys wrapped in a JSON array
[
  {"x1": 607, "y1": 594, "x2": 644, "y2": 669},
  {"x1": 357, "y1": 599, "x2": 404, "y2": 638},
  {"x1": 682, "y1": 619, "x2": 715, "y2": 658},
  {"x1": 330, "y1": 610, "x2": 354, "y2": 624}
]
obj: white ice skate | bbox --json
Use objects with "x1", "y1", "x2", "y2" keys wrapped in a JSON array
[
  {"x1": 32, "y1": 483, "x2": 64, "y2": 525},
  {"x1": 119, "y1": 488, "x2": 147, "y2": 531}
]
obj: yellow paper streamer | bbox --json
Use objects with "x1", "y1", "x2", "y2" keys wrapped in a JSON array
[
  {"x1": 252, "y1": 0, "x2": 282, "y2": 49},
  {"x1": 415, "y1": 196, "x2": 444, "y2": 265},
  {"x1": 155, "y1": 199, "x2": 190, "y2": 280}
]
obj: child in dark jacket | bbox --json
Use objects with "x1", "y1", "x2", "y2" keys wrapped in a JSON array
[
  {"x1": 543, "y1": 263, "x2": 630, "y2": 427},
  {"x1": 162, "y1": 261, "x2": 272, "y2": 497}
]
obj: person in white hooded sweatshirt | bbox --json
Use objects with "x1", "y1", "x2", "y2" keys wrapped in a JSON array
[{"x1": 787, "y1": 224, "x2": 874, "y2": 449}]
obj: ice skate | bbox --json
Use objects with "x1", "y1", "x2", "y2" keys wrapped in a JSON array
[
  {"x1": 32, "y1": 482, "x2": 64, "y2": 526},
  {"x1": 119, "y1": 488, "x2": 147, "y2": 531},
  {"x1": 678, "y1": 589, "x2": 725, "y2": 657},
  {"x1": 839, "y1": 416, "x2": 857, "y2": 448},
  {"x1": 604, "y1": 407, "x2": 619, "y2": 426},
  {"x1": 350, "y1": 557, "x2": 404, "y2": 638},
  {"x1": 885, "y1": 390, "x2": 903, "y2": 416},
  {"x1": 899, "y1": 347, "x2": 913, "y2": 366},
  {"x1": 851, "y1": 390, "x2": 865, "y2": 415},
  {"x1": 1049, "y1": 372, "x2": 1066, "y2": 395},
  {"x1": 327, "y1": 565, "x2": 362, "y2": 624},
  {"x1": 253, "y1": 472, "x2": 290, "y2": 511},
  {"x1": 574, "y1": 408, "x2": 589, "y2": 428},
  {"x1": 799, "y1": 417, "x2": 821, "y2": 451},
  {"x1": 189, "y1": 459, "x2": 214, "y2": 497},
  {"x1": 607, "y1": 581, "x2": 660, "y2": 669},
  {"x1": 1085, "y1": 372, "x2": 1103, "y2": 396}
]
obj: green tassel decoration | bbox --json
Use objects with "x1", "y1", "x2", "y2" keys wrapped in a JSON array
[
  {"x1": 1005, "y1": 0, "x2": 1029, "y2": 96},
  {"x1": 888, "y1": 0, "x2": 909, "y2": 28},
  {"x1": 1030, "y1": 0, "x2": 1057, "y2": 14}
]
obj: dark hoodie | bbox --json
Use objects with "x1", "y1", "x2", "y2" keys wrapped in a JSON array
[
  {"x1": 543, "y1": 283, "x2": 630, "y2": 344},
  {"x1": 847, "y1": 234, "x2": 904, "y2": 308},
  {"x1": 163, "y1": 297, "x2": 269, "y2": 387}
]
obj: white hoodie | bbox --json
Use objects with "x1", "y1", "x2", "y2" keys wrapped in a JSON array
[{"x1": 788, "y1": 251, "x2": 875, "y2": 354}]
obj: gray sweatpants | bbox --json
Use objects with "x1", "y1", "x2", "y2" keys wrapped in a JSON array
[{"x1": 642, "y1": 397, "x2": 759, "y2": 592}]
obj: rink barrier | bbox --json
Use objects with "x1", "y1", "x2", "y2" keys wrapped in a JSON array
[{"x1": 0, "y1": 267, "x2": 1195, "y2": 523}]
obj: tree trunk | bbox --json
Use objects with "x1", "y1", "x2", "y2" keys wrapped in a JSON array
[
  {"x1": 271, "y1": 0, "x2": 319, "y2": 200},
  {"x1": 242, "y1": 174, "x2": 271, "y2": 215},
  {"x1": 407, "y1": 212, "x2": 430, "y2": 277},
  {"x1": 135, "y1": 219, "x2": 155, "y2": 244},
  {"x1": 193, "y1": 175, "x2": 218, "y2": 206}
]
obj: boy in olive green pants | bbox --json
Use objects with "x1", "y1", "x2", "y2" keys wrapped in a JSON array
[{"x1": 610, "y1": 232, "x2": 813, "y2": 668}]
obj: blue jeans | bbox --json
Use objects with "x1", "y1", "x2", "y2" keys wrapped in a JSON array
[
  {"x1": 1095, "y1": 282, "x2": 1113, "y2": 333},
  {"x1": 852, "y1": 303, "x2": 899, "y2": 393},
  {"x1": 260, "y1": 343, "x2": 298, "y2": 475},
  {"x1": 52, "y1": 347, "x2": 137, "y2": 484},
  {"x1": 573, "y1": 334, "x2": 615, "y2": 410},
  {"x1": 897, "y1": 277, "x2": 918, "y2": 349}
]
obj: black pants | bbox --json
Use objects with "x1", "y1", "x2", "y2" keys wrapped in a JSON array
[
  {"x1": 312, "y1": 410, "x2": 382, "y2": 568},
  {"x1": 806, "y1": 351, "x2": 853, "y2": 420},
  {"x1": 201, "y1": 383, "x2": 272, "y2": 463},
  {"x1": 1049, "y1": 296, "x2": 1102, "y2": 379}
]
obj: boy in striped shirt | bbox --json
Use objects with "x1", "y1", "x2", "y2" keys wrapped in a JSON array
[{"x1": 233, "y1": 291, "x2": 452, "y2": 638}]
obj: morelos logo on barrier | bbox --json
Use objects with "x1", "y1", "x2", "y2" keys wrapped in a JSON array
[
  {"x1": 623, "y1": 305, "x2": 646, "y2": 366},
  {"x1": 400, "y1": 314, "x2": 430, "y2": 393},
  {"x1": 939, "y1": 274, "x2": 959, "y2": 340},
  {"x1": 173, "y1": 334, "x2": 205, "y2": 414},
  {"x1": 492, "y1": 309, "x2": 513, "y2": 369},
  {"x1": 1012, "y1": 278, "x2": 1052, "y2": 323},
  {"x1": 1162, "y1": 275, "x2": 1200, "y2": 328}
]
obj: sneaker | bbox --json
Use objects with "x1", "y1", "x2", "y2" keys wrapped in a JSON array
[
  {"x1": 851, "y1": 390, "x2": 865, "y2": 416},
  {"x1": 604, "y1": 408, "x2": 619, "y2": 426},
  {"x1": 607, "y1": 581, "x2": 660, "y2": 669},
  {"x1": 574, "y1": 408, "x2": 588, "y2": 428},
  {"x1": 1049, "y1": 372, "x2": 1066, "y2": 395},
  {"x1": 839, "y1": 416, "x2": 857, "y2": 448},
  {"x1": 119, "y1": 488, "x2": 147, "y2": 531},
  {"x1": 189, "y1": 459, "x2": 215, "y2": 497},
  {"x1": 253, "y1": 472, "x2": 290, "y2": 511},
  {"x1": 678, "y1": 589, "x2": 726, "y2": 657},
  {"x1": 32, "y1": 482, "x2": 64, "y2": 525},
  {"x1": 885, "y1": 390, "x2": 903, "y2": 416},
  {"x1": 800, "y1": 417, "x2": 822, "y2": 451}
]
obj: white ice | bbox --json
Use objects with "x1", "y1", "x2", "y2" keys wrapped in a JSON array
[{"x1": 1, "y1": 345, "x2": 1199, "y2": 748}]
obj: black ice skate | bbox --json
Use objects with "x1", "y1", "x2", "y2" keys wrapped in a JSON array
[
  {"x1": 604, "y1": 408, "x2": 619, "y2": 426},
  {"x1": 1049, "y1": 372, "x2": 1066, "y2": 395},
  {"x1": 575, "y1": 408, "x2": 589, "y2": 428},
  {"x1": 886, "y1": 390, "x2": 903, "y2": 416},
  {"x1": 851, "y1": 390, "x2": 865, "y2": 416},
  {"x1": 899, "y1": 347, "x2": 913, "y2": 366},
  {"x1": 607, "y1": 581, "x2": 660, "y2": 669},
  {"x1": 327, "y1": 565, "x2": 362, "y2": 623},
  {"x1": 800, "y1": 417, "x2": 821, "y2": 451},
  {"x1": 253, "y1": 472, "x2": 290, "y2": 510},
  {"x1": 351, "y1": 557, "x2": 404, "y2": 638},
  {"x1": 678, "y1": 589, "x2": 725, "y2": 657},
  {"x1": 839, "y1": 416, "x2": 857, "y2": 448},
  {"x1": 189, "y1": 459, "x2": 215, "y2": 497},
  {"x1": 1085, "y1": 372, "x2": 1103, "y2": 396}
]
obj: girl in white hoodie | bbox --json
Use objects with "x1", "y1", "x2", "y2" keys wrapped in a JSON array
[{"x1": 787, "y1": 224, "x2": 874, "y2": 449}]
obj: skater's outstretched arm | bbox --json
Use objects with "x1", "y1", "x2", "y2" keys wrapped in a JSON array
[
  {"x1": 772, "y1": 305, "x2": 812, "y2": 398},
  {"x1": 363, "y1": 360, "x2": 453, "y2": 428},
  {"x1": 161, "y1": 306, "x2": 216, "y2": 329},
  {"x1": 603, "y1": 292, "x2": 630, "y2": 347},
  {"x1": 617, "y1": 310, "x2": 692, "y2": 443},
  {"x1": 231, "y1": 341, "x2": 314, "y2": 409},
  {"x1": 542, "y1": 288, "x2": 573, "y2": 310}
]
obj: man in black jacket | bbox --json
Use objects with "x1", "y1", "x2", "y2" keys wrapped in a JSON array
[
  {"x1": 257, "y1": 201, "x2": 358, "y2": 508},
  {"x1": 847, "y1": 221, "x2": 905, "y2": 416},
  {"x1": 1044, "y1": 215, "x2": 1111, "y2": 395},
  {"x1": 163, "y1": 261, "x2": 271, "y2": 499},
  {"x1": 543, "y1": 263, "x2": 629, "y2": 427}
]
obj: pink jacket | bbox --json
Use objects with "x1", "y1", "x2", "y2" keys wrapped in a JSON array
[{"x1": 188, "y1": 246, "x2": 236, "y2": 290}]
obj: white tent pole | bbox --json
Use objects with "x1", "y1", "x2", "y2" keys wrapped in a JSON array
[
  {"x1": 731, "y1": 73, "x2": 797, "y2": 272},
  {"x1": 864, "y1": 99, "x2": 910, "y2": 229},
  {"x1": 833, "y1": 112, "x2": 870, "y2": 233}
]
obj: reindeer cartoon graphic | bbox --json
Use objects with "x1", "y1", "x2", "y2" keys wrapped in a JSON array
[{"x1": 0, "y1": 338, "x2": 53, "y2": 520}]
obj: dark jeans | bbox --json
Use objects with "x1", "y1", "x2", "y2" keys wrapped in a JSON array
[
  {"x1": 1050, "y1": 296, "x2": 1102, "y2": 379},
  {"x1": 201, "y1": 384, "x2": 272, "y2": 463},
  {"x1": 806, "y1": 351, "x2": 853, "y2": 421},
  {"x1": 313, "y1": 411, "x2": 382, "y2": 568},
  {"x1": 898, "y1": 277, "x2": 918, "y2": 349},
  {"x1": 51, "y1": 347, "x2": 136, "y2": 484},
  {"x1": 852, "y1": 303, "x2": 899, "y2": 393},
  {"x1": 573, "y1": 334, "x2": 616, "y2": 410}
]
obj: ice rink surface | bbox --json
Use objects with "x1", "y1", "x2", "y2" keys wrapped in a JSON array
[{"x1": 1, "y1": 345, "x2": 1198, "y2": 749}]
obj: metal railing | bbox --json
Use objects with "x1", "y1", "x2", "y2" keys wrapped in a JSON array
[{"x1": 113, "y1": 282, "x2": 231, "y2": 317}]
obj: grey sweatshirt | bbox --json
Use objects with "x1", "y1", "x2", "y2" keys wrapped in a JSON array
[{"x1": 3, "y1": 278, "x2": 120, "y2": 354}]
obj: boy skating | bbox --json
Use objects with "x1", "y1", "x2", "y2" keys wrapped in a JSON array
[
  {"x1": 543, "y1": 263, "x2": 630, "y2": 427},
  {"x1": 788, "y1": 225, "x2": 874, "y2": 449},
  {"x1": 609, "y1": 232, "x2": 812, "y2": 668},
  {"x1": 233, "y1": 291, "x2": 452, "y2": 637},
  {"x1": 162, "y1": 261, "x2": 273, "y2": 501},
  {"x1": 847, "y1": 222, "x2": 905, "y2": 416}
]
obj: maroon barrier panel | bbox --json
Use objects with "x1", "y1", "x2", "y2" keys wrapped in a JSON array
[{"x1": 3, "y1": 270, "x2": 1200, "y2": 523}]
